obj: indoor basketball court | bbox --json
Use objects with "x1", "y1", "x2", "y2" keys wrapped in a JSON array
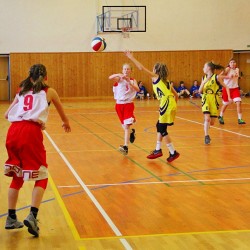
[{"x1": 0, "y1": 1, "x2": 250, "y2": 250}]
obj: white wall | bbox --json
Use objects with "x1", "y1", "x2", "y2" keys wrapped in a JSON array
[{"x1": 0, "y1": 0, "x2": 249, "y2": 53}]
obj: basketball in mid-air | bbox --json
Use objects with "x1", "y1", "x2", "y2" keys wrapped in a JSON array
[{"x1": 91, "y1": 37, "x2": 107, "y2": 52}]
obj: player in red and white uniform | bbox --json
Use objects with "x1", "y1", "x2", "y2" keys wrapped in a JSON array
[
  {"x1": 218, "y1": 59, "x2": 246, "y2": 124},
  {"x1": 4, "y1": 64, "x2": 71, "y2": 237},
  {"x1": 109, "y1": 63, "x2": 139, "y2": 155}
]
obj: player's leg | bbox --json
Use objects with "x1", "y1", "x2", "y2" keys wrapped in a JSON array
[
  {"x1": 147, "y1": 121, "x2": 164, "y2": 159},
  {"x1": 24, "y1": 179, "x2": 48, "y2": 237},
  {"x1": 204, "y1": 113, "x2": 211, "y2": 145},
  {"x1": 163, "y1": 134, "x2": 180, "y2": 163},
  {"x1": 236, "y1": 101, "x2": 246, "y2": 124},
  {"x1": 5, "y1": 177, "x2": 24, "y2": 229},
  {"x1": 218, "y1": 87, "x2": 230, "y2": 124}
]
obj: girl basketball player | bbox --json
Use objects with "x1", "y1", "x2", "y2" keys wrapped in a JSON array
[
  {"x1": 4, "y1": 64, "x2": 71, "y2": 237},
  {"x1": 125, "y1": 51, "x2": 180, "y2": 163},
  {"x1": 218, "y1": 58, "x2": 246, "y2": 125},
  {"x1": 109, "y1": 63, "x2": 139, "y2": 155},
  {"x1": 199, "y1": 62, "x2": 231, "y2": 144}
]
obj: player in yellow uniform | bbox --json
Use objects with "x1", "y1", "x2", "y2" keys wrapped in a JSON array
[
  {"x1": 199, "y1": 62, "x2": 231, "y2": 144},
  {"x1": 125, "y1": 51, "x2": 180, "y2": 163}
]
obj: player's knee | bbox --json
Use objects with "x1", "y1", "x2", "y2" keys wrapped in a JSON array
[
  {"x1": 35, "y1": 178, "x2": 48, "y2": 190},
  {"x1": 10, "y1": 177, "x2": 24, "y2": 190},
  {"x1": 123, "y1": 124, "x2": 129, "y2": 130},
  {"x1": 156, "y1": 122, "x2": 168, "y2": 137}
]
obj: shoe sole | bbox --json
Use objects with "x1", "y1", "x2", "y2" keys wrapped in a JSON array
[
  {"x1": 147, "y1": 153, "x2": 163, "y2": 159},
  {"x1": 5, "y1": 225, "x2": 24, "y2": 230},
  {"x1": 24, "y1": 220, "x2": 39, "y2": 237},
  {"x1": 130, "y1": 129, "x2": 136, "y2": 143},
  {"x1": 167, "y1": 153, "x2": 180, "y2": 163}
]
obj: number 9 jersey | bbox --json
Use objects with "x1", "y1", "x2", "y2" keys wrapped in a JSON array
[{"x1": 8, "y1": 88, "x2": 49, "y2": 124}]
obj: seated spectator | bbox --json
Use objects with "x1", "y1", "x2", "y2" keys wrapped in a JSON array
[
  {"x1": 136, "y1": 81, "x2": 148, "y2": 99},
  {"x1": 190, "y1": 80, "x2": 201, "y2": 98},
  {"x1": 177, "y1": 81, "x2": 191, "y2": 98}
]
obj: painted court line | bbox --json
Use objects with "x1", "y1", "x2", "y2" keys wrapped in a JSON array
[
  {"x1": 176, "y1": 116, "x2": 250, "y2": 139},
  {"x1": 84, "y1": 177, "x2": 250, "y2": 187},
  {"x1": 77, "y1": 228, "x2": 250, "y2": 241},
  {"x1": 44, "y1": 130, "x2": 132, "y2": 250}
]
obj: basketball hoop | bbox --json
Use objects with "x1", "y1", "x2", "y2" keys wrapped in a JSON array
[{"x1": 121, "y1": 27, "x2": 131, "y2": 38}]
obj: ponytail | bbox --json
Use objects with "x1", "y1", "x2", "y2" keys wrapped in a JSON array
[
  {"x1": 19, "y1": 64, "x2": 49, "y2": 96},
  {"x1": 207, "y1": 61, "x2": 224, "y2": 72}
]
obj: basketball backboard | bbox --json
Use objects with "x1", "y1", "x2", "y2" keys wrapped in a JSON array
[{"x1": 97, "y1": 6, "x2": 146, "y2": 34}]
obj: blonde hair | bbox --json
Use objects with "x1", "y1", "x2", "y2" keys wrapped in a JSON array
[{"x1": 122, "y1": 63, "x2": 132, "y2": 70}]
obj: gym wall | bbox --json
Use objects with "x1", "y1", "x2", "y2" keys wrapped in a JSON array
[
  {"x1": 0, "y1": 0, "x2": 249, "y2": 53},
  {"x1": 10, "y1": 50, "x2": 232, "y2": 98}
]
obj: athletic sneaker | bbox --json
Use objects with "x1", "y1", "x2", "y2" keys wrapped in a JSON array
[
  {"x1": 147, "y1": 149, "x2": 163, "y2": 159},
  {"x1": 238, "y1": 119, "x2": 246, "y2": 125},
  {"x1": 218, "y1": 116, "x2": 224, "y2": 124},
  {"x1": 24, "y1": 212, "x2": 39, "y2": 237},
  {"x1": 119, "y1": 145, "x2": 128, "y2": 155},
  {"x1": 5, "y1": 216, "x2": 24, "y2": 229},
  {"x1": 166, "y1": 151, "x2": 180, "y2": 163},
  {"x1": 205, "y1": 135, "x2": 211, "y2": 145},
  {"x1": 130, "y1": 129, "x2": 136, "y2": 143}
]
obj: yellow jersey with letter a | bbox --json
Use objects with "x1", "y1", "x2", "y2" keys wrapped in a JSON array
[
  {"x1": 153, "y1": 78, "x2": 176, "y2": 124},
  {"x1": 202, "y1": 74, "x2": 220, "y2": 95}
]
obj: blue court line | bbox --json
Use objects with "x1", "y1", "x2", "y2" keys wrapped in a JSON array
[{"x1": 1, "y1": 164, "x2": 249, "y2": 219}]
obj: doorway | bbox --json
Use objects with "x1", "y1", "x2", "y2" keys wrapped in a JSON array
[
  {"x1": 0, "y1": 54, "x2": 10, "y2": 101},
  {"x1": 233, "y1": 51, "x2": 250, "y2": 95}
]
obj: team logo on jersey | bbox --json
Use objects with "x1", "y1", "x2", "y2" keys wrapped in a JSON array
[
  {"x1": 156, "y1": 87, "x2": 165, "y2": 98},
  {"x1": 160, "y1": 98, "x2": 169, "y2": 116}
]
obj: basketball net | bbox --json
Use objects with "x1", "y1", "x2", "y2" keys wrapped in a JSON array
[{"x1": 121, "y1": 27, "x2": 131, "y2": 38}]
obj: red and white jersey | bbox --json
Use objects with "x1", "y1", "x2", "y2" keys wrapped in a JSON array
[
  {"x1": 113, "y1": 78, "x2": 137, "y2": 104},
  {"x1": 224, "y1": 67, "x2": 239, "y2": 89},
  {"x1": 8, "y1": 89, "x2": 49, "y2": 124}
]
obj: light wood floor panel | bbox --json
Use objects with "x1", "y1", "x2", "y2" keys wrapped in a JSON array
[{"x1": 1, "y1": 97, "x2": 250, "y2": 249}]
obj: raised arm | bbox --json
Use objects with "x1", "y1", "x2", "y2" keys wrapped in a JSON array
[
  {"x1": 47, "y1": 88, "x2": 71, "y2": 132},
  {"x1": 4, "y1": 96, "x2": 18, "y2": 119},
  {"x1": 125, "y1": 51, "x2": 157, "y2": 78}
]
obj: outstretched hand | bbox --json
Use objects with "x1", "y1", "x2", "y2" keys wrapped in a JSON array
[{"x1": 124, "y1": 50, "x2": 133, "y2": 59}]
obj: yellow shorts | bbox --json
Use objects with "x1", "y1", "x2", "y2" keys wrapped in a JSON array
[
  {"x1": 201, "y1": 94, "x2": 220, "y2": 117},
  {"x1": 159, "y1": 96, "x2": 177, "y2": 125}
]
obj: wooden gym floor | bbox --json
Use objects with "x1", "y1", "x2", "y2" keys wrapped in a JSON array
[{"x1": 0, "y1": 97, "x2": 250, "y2": 250}]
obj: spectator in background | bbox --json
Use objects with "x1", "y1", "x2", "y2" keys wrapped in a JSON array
[
  {"x1": 136, "y1": 81, "x2": 148, "y2": 99},
  {"x1": 177, "y1": 81, "x2": 192, "y2": 98},
  {"x1": 190, "y1": 80, "x2": 201, "y2": 98}
]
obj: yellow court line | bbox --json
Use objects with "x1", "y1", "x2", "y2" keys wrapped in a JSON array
[
  {"x1": 77, "y1": 229, "x2": 250, "y2": 241},
  {"x1": 48, "y1": 173, "x2": 81, "y2": 241}
]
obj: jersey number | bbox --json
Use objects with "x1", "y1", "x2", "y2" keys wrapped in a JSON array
[{"x1": 23, "y1": 95, "x2": 34, "y2": 111}]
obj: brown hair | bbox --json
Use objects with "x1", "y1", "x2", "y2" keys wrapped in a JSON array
[
  {"x1": 206, "y1": 61, "x2": 224, "y2": 72},
  {"x1": 19, "y1": 64, "x2": 49, "y2": 96},
  {"x1": 154, "y1": 63, "x2": 169, "y2": 89}
]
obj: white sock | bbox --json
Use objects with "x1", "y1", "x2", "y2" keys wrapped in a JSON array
[
  {"x1": 238, "y1": 113, "x2": 242, "y2": 119},
  {"x1": 166, "y1": 143, "x2": 175, "y2": 155},
  {"x1": 155, "y1": 141, "x2": 161, "y2": 150},
  {"x1": 204, "y1": 121, "x2": 210, "y2": 136},
  {"x1": 220, "y1": 112, "x2": 223, "y2": 117}
]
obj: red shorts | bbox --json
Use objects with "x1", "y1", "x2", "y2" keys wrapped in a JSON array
[
  {"x1": 115, "y1": 103, "x2": 135, "y2": 125},
  {"x1": 222, "y1": 87, "x2": 241, "y2": 104},
  {"x1": 5, "y1": 121, "x2": 47, "y2": 177}
]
